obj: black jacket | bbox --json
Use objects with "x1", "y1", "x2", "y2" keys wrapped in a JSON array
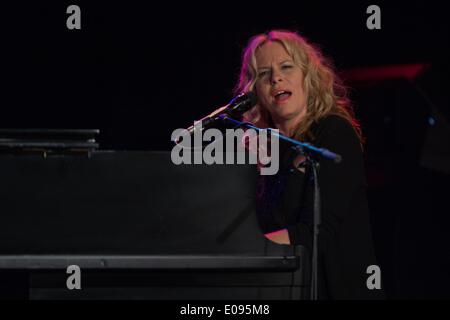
[{"x1": 257, "y1": 114, "x2": 385, "y2": 299}]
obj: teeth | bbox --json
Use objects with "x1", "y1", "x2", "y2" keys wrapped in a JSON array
[{"x1": 275, "y1": 91, "x2": 289, "y2": 97}]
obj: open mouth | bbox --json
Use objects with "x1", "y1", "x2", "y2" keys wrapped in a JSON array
[{"x1": 274, "y1": 90, "x2": 292, "y2": 102}]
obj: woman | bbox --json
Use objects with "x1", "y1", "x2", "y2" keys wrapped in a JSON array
[{"x1": 236, "y1": 30, "x2": 384, "y2": 299}]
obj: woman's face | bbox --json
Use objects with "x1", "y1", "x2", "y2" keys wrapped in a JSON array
[{"x1": 254, "y1": 41, "x2": 307, "y2": 126}]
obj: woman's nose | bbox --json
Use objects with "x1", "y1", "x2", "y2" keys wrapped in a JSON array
[{"x1": 270, "y1": 70, "x2": 283, "y2": 85}]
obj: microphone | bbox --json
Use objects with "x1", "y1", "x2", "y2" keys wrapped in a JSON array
[{"x1": 184, "y1": 91, "x2": 257, "y2": 137}]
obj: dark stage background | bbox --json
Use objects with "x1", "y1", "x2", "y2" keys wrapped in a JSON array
[{"x1": 1, "y1": 1, "x2": 449, "y2": 299}]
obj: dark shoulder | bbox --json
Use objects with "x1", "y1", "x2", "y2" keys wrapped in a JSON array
[
  {"x1": 314, "y1": 114, "x2": 355, "y2": 132},
  {"x1": 312, "y1": 114, "x2": 359, "y2": 143},
  {"x1": 309, "y1": 114, "x2": 363, "y2": 157}
]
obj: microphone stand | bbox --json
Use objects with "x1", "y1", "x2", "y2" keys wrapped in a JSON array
[{"x1": 218, "y1": 114, "x2": 342, "y2": 300}]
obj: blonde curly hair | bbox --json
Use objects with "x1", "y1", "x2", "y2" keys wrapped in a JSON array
[{"x1": 235, "y1": 29, "x2": 363, "y2": 145}]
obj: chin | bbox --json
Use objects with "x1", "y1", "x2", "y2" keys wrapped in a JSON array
[{"x1": 274, "y1": 109, "x2": 298, "y2": 121}]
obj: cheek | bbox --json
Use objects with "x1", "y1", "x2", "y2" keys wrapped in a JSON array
[
  {"x1": 256, "y1": 83, "x2": 270, "y2": 102},
  {"x1": 297, "y1": 75, "x2": 306, "y2": 96}
]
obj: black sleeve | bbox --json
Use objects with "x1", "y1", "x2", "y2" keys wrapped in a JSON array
[
  {"x1": 256, "y1": 139, "x2": 309, "y2": 234},
  {"x1": 286, "y1": 115, "x2": 365, "y2": 250}
]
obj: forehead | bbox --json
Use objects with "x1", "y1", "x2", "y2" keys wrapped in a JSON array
[{"x1": 255, "y1": 41, "x2": 292, "y2": 67}]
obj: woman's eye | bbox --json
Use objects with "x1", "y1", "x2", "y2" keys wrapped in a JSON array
[
  {"x1": 282, "y1": 65, "x2": 293, "y2": 69},
  {"x1": 258, "y1": 71, "x2": 269, "y2": 77}
]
